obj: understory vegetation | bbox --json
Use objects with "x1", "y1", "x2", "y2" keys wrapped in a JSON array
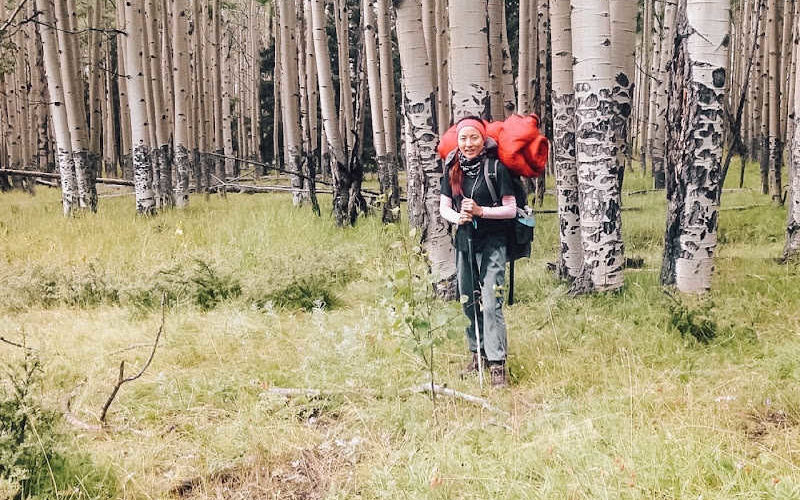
[{"x1": 1, "y1": 165, "x2": 799, "y2": 499}]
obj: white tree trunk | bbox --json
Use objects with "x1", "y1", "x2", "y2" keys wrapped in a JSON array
[
  {"x1": 571, "y1": 0, "x2": 624, "y2": 293},
  {"x1": 449, "y1": 0, "x2": 490, "y2": 119},
  {"x1": 172, "y1": 0, "x2": 191, "y2": 208},
  {"x1": 661, "y1": 0, "x2": 730, "y2": 292},
  {"x1": 652, "y1": 0, "x2": 677, "y2": 189},
  {"x1": 395, "y1": 0, "x2": 457, "y2": 298},
  {"x1": 783, "y1": 14, "x2": 800, "y2": 260},
  {"x1": 55, "y1": 0, "x2": 97, "y2": 211},
  {"x1": 35, "y1": 0, "x2": 77, "y2": 215},
  {"x1": 277, "y1": 0, "x2": 305, "y2": 206},
  {"x1": 311, "y1": 0, "x2": 354, "y2": 225},
  {"x1": 125, "y1": 0, "x2": 156, "y2": 214},
  {"x1": 552, "y1": 0, "x2": 581, "y2": 280},
  {"x1": 610, "y1": 0, "x2": 636, "y2": 173}
]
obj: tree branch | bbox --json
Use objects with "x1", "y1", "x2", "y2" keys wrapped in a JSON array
[{"x1": 99, "y1": 294, "x2": 166, "y2": 424}]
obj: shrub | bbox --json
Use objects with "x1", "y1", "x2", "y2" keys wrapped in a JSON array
[{"x1": 0, "y1": 347, "x2": 116, "y2": 499}]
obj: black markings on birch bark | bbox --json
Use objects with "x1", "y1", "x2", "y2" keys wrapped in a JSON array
[
  {"x1": 661, "y1": 0, "x2": 729, "y2": 292},
  {"x1": 570, "y1": 1, "x2": 624, "y2": 294},
  {"x1": 395, "y1": 0, "x2": 456, "y2": 299}
]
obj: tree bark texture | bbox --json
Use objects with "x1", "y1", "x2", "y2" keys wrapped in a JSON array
[
  {"x1": 551, "y1": 0, "x2": 581, "y2": 281},
  {"x1": 449, "y1": 0, "x2": 490, "y2": 119},
  {"x1": 395, "y1": 0, "x2": 457, "y2": 298},
  {"x1": 124, "y1": 0, "x2": 156, "y2": 214},
  {"x1": 570, "y1": 0, "x2": 624, "y2": 293},
  {"x1": 784, "y1": 14, "x2": 800, "y2": 260},
  {"x1": 35, "y1": 0, "x2": 77, "y2": 215},
  {"x1": 55, "y1": 0, "x2": 97, "y2": 211},
  {"x1": 661, "y1": 0, "x2": 730, "y2": 293}
]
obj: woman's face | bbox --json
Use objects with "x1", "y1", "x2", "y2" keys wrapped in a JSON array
[{"x1": 457, "y1": 127, "x2": 485, "y2": 160}]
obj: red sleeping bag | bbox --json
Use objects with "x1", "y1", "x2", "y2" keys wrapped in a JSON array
[{"x1": 437, "y1": 114, "x2": 549, "y2": 178}]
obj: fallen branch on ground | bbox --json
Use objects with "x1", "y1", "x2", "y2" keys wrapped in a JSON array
[
  {"x1": 0, "y1": 168, "x2": 134, "y2": 186},
  {"x1": 0, "y1": 336, "x2": 32, "y2": 350},
  {"x1": 405, "y1": 383, "x2": 509, "y2": 416},
  {"x1": 99, "y1": 294, "x2": 166, "y2": 423}
]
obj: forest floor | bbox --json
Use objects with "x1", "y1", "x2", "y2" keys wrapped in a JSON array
[{"x1": 1, "y1": 162, "x2": 800, "y2": 499}]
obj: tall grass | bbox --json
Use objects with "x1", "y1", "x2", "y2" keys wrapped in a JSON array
[{"x1": 1, "y1": 164, "x2": 799, "y2": 498}]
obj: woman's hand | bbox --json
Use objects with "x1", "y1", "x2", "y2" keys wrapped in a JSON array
[
  {"x1": 461, "y1": 198, "x2": 484, "y2": 217},
  {"x1": 457, "y1": 211, "x2": 473, "y2": 225}
]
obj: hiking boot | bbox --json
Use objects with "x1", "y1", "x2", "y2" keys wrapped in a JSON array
[
  {"x1": 460, "y1": 353, "x2": 487, "y2": 378},
  {"x1": 489, "y1": 362, "x2": 507, "y2": 388}
]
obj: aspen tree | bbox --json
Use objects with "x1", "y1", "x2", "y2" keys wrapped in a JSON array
[
  {"x1": 434, "y1": 0, "x2": 450, "y2": 132},
  {"x1": 88, "y1": 0, "x2": 103, "y2": 170},
  {"x1": 518, "y1": 0, "x2": 530, "y2": 114},
  {"x1": 661, "y1": 0, "x2": 730, "y2": 292},
  {"x1": 221, "y1": 13, "x2": 235, "y2": 178},
  {"x1": 500, "y1": 5, "x2": 515, "y2": 117},
  {"x1": 651, "y1": 0, "x2": 677, "y2": 189},
  {"x1": 610, "y1": 0, "x2": 636, "y2": 175},
  {"x1": 488, "y1": 0, "x2": 505, "y2": 120},
  {"x1": 302, "y1": 0, "x2": 320, "y2": 214},
  {"x1": 116, "y1": 0, "x2": 133, "y2": 180},
  {"x1": 125, "y1": 0, "x2": 156, "y2": 214},
  {"x1": 173, "y1": 0, "x2": 192, "y2": 207},
  {"x1": 449, "y1": 0, "x2": 490, "y2": 118},
  {"x1": 55, "y1": 0, "x2": 97, "y2": 211},
  {"x1": 363, "y1": 0, "x2": 396, "y2": 223},
  {"x1": 375, "y1": 0, "x2": 400, "y2": 207},
  {"x1": 571, "y1": 0, "x2": 625, "y2": 293},
  {"x1": 551, "y1": 0, "x2": 580, "y2": 281},
  {"x1": 784, "y1": 13, "x2": 800, "y2": 259},
  {"x1": 278, "y1": 0, "x2": 305, "y2": 206},
  {"x1": 311, "y1": 0, "x2": 353, "y2": 224},
  {"x1": 147, "y1": 0, "x2": 173, "y2": 207},
  {"x1": 766, "y1": 0, "x2": 782, "y2": 202},
  {"x1": 395, "y1": 0, "x2": 457, "y2": 298}
]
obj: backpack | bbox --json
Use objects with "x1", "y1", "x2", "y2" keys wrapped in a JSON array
[
  {"x1": 482, "y1": 159, "x2": 535, "y2": 306},
  {"x1": 482, "y1": 158, "x2": 535, "y2": 261}
]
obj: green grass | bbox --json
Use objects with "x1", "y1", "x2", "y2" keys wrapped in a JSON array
[{"x1": 1, "y1": 162, "x2": 799, "y2": 498}]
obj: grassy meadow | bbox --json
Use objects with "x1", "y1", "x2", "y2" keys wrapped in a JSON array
[{"x1": 1, "y1": 163, "x2": 800, "y2": 499}]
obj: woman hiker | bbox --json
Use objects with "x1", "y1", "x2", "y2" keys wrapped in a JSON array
[{"x1": 439, "y1": 116, "x2": 516, "y2": 388}]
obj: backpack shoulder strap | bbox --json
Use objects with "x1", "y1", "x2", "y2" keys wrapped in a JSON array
[{"x1": 483, "y1": 158, "x2": 500, "y2": 206}]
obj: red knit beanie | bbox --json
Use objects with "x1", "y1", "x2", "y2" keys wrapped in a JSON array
[{"x1": 456, "y1": 118, "x2": 486, "y2": 138}]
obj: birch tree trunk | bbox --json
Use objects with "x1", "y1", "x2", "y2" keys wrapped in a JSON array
[
  {"x1": 35, "y1": 0, "x2": 77, "y2": 214},
  {"x1": 435, "y1": 0, "x2": 450, "y2": 131},
  {"x1": 610, "y1": 0, "x2": 636, "y2": 179},
  {"x1": 487, "y1": 0, "x2": 505, "y2": 120},
  {"x1": 172, "y1": 0, "x2": 191, "y2": 207},
  {"x1": 311, "y1": 0, "x2": 352, "y2": 225},
  {"x1": 147, "y1": 0, "x2": 173, "y2": 207},
  {"x1": 363, "y1": 0, "x2": 398, "y2": 223},
  {"x1": 766, "y1": 0, "x2": 782, "y2": 202},
  {"x1": 651, "y1": 0, "x2": 677, "y2": 189},
  {"x1": 571, "y1": 0, "x2": 624, "y2": 293},
  {"x1": 277, "y1": 0, "x2": 306, "y2": 206},
  {"x1": 375, "y1": 0, "x2": 400, "y2": 201},
  {"x1": 551, "y1": 0, "x2": 581, "y2": 281},
  {"x1": 517, "y1": 0, "x2": 530, "y2": 114},
  {"x1": 55, "y1": 0, "x2": 97, "y2": 211},
  {"x1": 88, "y1": 0, "x2": 103, "y2": 168},
  {"x1": 395, "y1": 0, "x2": 457, "y2": 299},
  {"x1": 784, "y1": 14, "x2": 800, "y2": 260},
  {"x1": 449, "y1": 0, "x2": 490, "y2": 119},
  {"x1": 125, "y1": 0, "x2": 156, "y2": 214},
  {"x1": 661, "y1": 0, "x2": 730, "y2": 292}
]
